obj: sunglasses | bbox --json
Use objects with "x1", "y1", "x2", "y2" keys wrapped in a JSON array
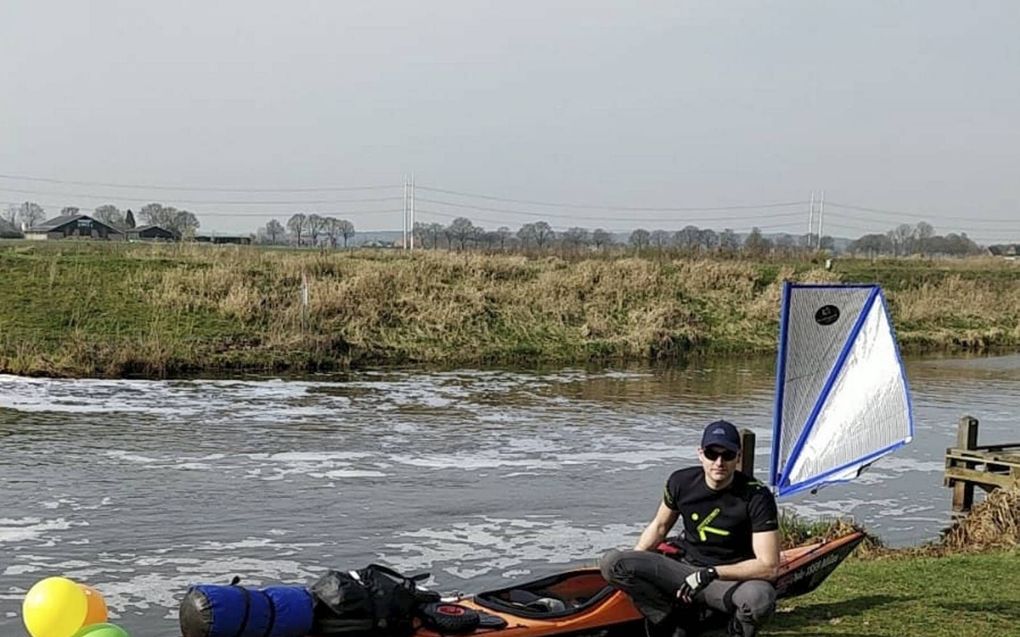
[{"x1": 703, "y1": 447, "x2": 738, "y2": 462}]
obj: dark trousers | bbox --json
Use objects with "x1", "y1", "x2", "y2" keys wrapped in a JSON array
[{"x1": 600, "y1": 549, "x2": 776, "y2": 636}]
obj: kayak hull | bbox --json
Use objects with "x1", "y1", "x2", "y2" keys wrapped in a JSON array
[{"x1": 406, "y1": 530, "x2": 865, "y2": 637}]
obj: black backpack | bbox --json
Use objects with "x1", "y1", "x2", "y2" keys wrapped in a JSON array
[{"x1": 311, "y1": 564, "x2": 439, "y2": 637}]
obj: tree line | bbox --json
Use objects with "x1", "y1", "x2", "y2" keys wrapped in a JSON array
[
  {"x1": 1, "y1": 200, "x2": 988, "y2": 257},
  {"x1": 846, "y1": 222, "x2": 982, "y2": 257},
  {"x1": 413, "y1": 218, "x2": 986, "y2": 257},
  {"x1": 259, "y1": 214, "x2": 357, "y2": 247},
  {"x1": 412, "y1": 218, "x2": 834, "y2": 255}
]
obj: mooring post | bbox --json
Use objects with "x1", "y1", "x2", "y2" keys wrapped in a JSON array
[
  {"x1": 951, "y1": 415, "x2": 979, "y2": 513},
  {"x1": 739, "y1": 428, "x2": 756, "y2": 478}
]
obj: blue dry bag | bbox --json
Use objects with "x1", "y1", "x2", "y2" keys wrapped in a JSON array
[{"x1": 179, "y1": 582, "x2": 314, "y2": 637}]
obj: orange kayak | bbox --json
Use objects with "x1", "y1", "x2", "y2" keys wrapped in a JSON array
[{"x1": 409, "y1": 531, "x2": 864, "y2": 637}]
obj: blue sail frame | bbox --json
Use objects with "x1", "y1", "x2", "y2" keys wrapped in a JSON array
[{"x1": 770, "y1": 283, "x2": 914, "y2": 497}]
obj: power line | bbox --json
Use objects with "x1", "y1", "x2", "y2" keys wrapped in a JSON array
[
  {"x1": 826, "y1": 201, "x2": 1015, "y2": 224},
  {"x1": 0, "y1": 186, "x2": 403, "y2": 205},
  {"x1": 0, "y1": 173, "x2": 399, "y2": 193},
  {"x1": 416, "y1": 208, "x2": 810, "y2": 233},
  {"x1": 0, "y1": 201, "x2": 403, "y2": 218},
  {"x1": 416, "y1": 197, "x2": 809, "y2": 223},
  {"x1": 417, "y1": 184, "x2": 806, "y2": 212}
]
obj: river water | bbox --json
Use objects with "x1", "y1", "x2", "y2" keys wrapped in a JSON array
[{"x1": 1, "y1": 353, "x2": 1018, "y2": 635}]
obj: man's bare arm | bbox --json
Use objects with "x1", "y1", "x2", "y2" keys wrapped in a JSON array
[
  {"x1": 634, "y1": 502, "x2": 680, "y2": 551},
  {"x1": 713, "y1": 529, "x2": 780, "y2": 581}
]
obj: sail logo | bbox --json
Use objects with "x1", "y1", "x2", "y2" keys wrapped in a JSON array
[{"x1": 814, "y1": 304, "x2": 840, "y2": 325}]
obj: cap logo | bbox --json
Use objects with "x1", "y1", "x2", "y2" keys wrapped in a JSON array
[{"x1": 712, "y1": 428, "x2": 725, "y2": 435}]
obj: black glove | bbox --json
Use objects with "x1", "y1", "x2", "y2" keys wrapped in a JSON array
[{"x1": 677, "y1": 567, "x2": 718, "y2": 603}]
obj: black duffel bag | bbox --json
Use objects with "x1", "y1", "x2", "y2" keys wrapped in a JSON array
[{"x1": 311, "y1": 564, "x2": 439, "y2": 637}]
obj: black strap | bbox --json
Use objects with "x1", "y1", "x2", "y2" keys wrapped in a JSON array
[
  {"x1": 259, "y1": 590, "x2": 276, "y2": 637},
  {"x1": 232, "y1": 586, "x2": 252, "y2": 637},
  {"x1": 367, "y1": 563, "x2": 430, "y2": 583}
]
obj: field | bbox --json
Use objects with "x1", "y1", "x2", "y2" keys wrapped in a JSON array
[{"x1": 1, "y1": 241, "x2": 1017, "y2": 377}]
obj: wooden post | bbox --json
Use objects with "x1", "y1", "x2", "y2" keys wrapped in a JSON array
[
  {"x1": 739, "y1": 428, "x2": 756, "y2": 478},
  {"x1": 951, "y1": 415, "x2": 979, "y2": 513}
]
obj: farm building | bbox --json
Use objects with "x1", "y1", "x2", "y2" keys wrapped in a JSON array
[
  {"x1": 126, "y1": 225, "x2": 177, "y2": 242},
  {"x1": 24, "y1": 215, "x2": 123, "y2": 241}
]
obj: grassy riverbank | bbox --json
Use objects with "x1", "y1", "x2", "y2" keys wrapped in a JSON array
[
  {"x1": 0, "y1": 241, "x2": 1017, "y2": 377},
  {"x1": 769, "y1": 549, "x2": 1020, "y2": 636},
  {"x1": 769, "y1": 488, "x2": 1020, "y2": 636}
]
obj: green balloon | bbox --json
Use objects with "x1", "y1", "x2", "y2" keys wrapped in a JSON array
[{"x1": 73, "y1": 623, "x2": 130, "y2": 637}]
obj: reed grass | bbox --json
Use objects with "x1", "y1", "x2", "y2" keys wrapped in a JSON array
[{"x1": 1, "y1": 241, "x2": 1017, "y2": 377}]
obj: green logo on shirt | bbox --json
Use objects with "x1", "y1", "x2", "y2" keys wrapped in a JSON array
[{"x1": 691, "y1": 507, "x2": 730, "y2": 542}]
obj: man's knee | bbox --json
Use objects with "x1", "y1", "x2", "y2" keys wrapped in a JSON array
[
  {"x1": 732, "y1": 580, "x2": 776, "y2": 622},
  {"x1": 599, "y1": 549, "x2": 628, "y2": 585}
]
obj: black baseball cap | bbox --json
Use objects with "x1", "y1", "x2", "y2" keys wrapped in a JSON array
[{"x1": 700, "y1": 420, "x2": 741, "y2": 452}]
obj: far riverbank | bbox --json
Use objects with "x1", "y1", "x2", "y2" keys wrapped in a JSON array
[{"x1": 1, "y1": 241, "x2": 1017, "y2": 378}]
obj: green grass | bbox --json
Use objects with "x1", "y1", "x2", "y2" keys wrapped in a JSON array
[
  {"x1": 1, "y1": 241, "x2": 1017, "y2": 377},
  {"x1": 769, "y1": 550, "x2": 1020, "y2": 636}
]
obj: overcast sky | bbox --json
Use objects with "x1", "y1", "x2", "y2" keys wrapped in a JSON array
[{"x1": 2, "y1": 1, "x2": 1018, "y2": 242}]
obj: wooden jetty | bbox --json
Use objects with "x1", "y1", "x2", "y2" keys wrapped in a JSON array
[{"x1": 944, "y1": 415, "x2": 1020, "y2": 513}]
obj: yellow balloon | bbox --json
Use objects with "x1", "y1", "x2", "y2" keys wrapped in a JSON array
[
  {"x1": 23, "y1": 576, "x2": 88, "y2": 637},
  {"x1": 80, "y1": 584, "x2": 108, "y2": 626}
]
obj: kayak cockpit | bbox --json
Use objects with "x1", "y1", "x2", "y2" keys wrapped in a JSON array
[{"x1": 473, "y1": 569, "x2": 616, "y2": 619}]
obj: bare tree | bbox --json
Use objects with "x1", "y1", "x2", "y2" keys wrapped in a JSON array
[
  {"x1": 888, "y1": 223, "x2": 914, "y2": 256},
  {"x1": 15, "y1": 202, "x2": 46, "y2": 229},
  {"x1": 61, "y1": 206, "x2": 81, "y2": 217},
  {"x1": 338, "y1": 219, "x2": 355, "y2": 247},
  {"x1": 426, "y1": 222, "x2": 444, "y2": 249},
  {"x1": 629, "y1": 228, "x2": 650, "y2": 250},
  {"x1": 698, "y1": 228, "x2": 719, "y2": 251},
  {"x1": 93, "y1": 204, "x2": 124, "y2": 228},
  {"x1": 307, "y1": 214, "x2": 326, "y2": 246},
  {"x1": 495, "y1": 226, "x2": 512, "y2": 251},
  {"x1": 592, "y1": 228, "x2": 613, "y2": 249},
  {"x1": 650, "y1": 229, "x2": 672, "y2": 250},
  {"x1": 264, "y1": 219, "x2": 286, "y2": 244},
  {"x1": 913, "y1": 221, "x2": 935, "y2": 254},
  {"x1": 742, "y1": 227, "x2": 772, "y2": 255},
  {"x1": 446, "y1": 217, "x2": 476, "y2": 250},
  {"x1": 561, "y1": 227, "x2": 591, "y2": 252},
  {"x1": 674, "y1": 225, "x2": 701, "y2": 251},
  {"x1": 287, "y1": 213, "x2": 307, "y2": 246},
  {"x1": 719, "y1": 228, "x2": 740, "y2": 252},
  {"x1": 139, "y1": 203, "x2": 199, "y2": 238},
  {"x1": 849, "y1": 233, "x2": 893, "y2": 257},
  {"x1": 533, "y1": 221, "x2": 555, "y2": 249},
  {"x1": 517, "y1": 223, "x2": 538, "y2": 249}
]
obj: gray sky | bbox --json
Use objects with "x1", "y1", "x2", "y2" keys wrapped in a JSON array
[{"x1": 2, "y1": 1, "x2": 1018, "y2": 243}]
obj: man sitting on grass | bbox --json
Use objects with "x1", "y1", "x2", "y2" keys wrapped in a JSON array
[{"x1": 600, "y1": 420, "x2": 780, "y2": 637}]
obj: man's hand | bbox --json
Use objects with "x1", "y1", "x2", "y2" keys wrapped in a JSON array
[{"x1": 676, "y1": 567, "x2": 718, "y2": 603}]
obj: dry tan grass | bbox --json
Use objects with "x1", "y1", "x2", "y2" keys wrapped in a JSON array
[
  {"x1": 939, "y1": 487, "x2": 1020, "y2": 552},
  {"x1": 3, "y1": 244, "x2": 1018, "y2": 376}
]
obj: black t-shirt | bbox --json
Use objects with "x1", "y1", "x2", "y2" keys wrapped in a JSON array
[{"x1": 663, "y1": 467, "x2": 779, "y2": 567}]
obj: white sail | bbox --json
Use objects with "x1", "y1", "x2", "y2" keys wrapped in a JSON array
[{"x1": 770, "y1": 283, "x2": 913, "y2": 497}]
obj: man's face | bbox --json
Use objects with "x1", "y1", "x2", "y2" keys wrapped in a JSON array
[{"x1": 698, "y1": 445, "x2": 739, "y2": 483}]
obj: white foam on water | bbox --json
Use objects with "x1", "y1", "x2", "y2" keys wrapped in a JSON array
[
  {"x1": 314, "y1": 469, "x2": 387, "y2": 479},
  {"x1": 387, "y1": 452, "x2": 561, "y2": 471},
  {"x1": 0, "y1": 517, "x2": 76, "y2": 544},
  {"x1": 379, "y1": 516, "x2": 640, "y2": 580}
]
